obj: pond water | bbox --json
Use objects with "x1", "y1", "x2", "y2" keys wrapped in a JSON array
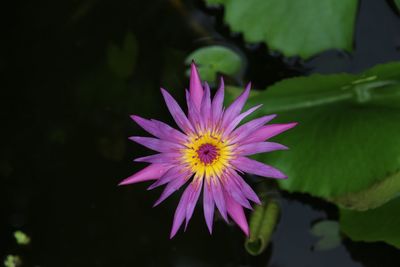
[{"x1": 2, "y1": 0, "x2": 400, "y2": 266}]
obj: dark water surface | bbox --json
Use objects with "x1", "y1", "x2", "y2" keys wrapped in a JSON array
[{"x1": 2, "y1": 0, "x2": 400, "y2": 266}]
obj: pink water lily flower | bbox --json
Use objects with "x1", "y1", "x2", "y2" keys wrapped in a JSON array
[{"x1": 119, "y1": 62, "x2": 296, "y2": 238}]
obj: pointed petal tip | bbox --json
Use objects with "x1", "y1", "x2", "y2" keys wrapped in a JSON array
[
  {"x1": 147, "y1": 182, "x2": 158, "y2": 191},
  {"x1": 153, "y1": 199, "x2": 162, "y2": 207},
  {"x1": 117, "y1": 179, "x2": 130, "y2": 186},
  {"x1": 189, "y1": 61, "x2": 204, "y2": 109},
  {"x1": 169, "y1": 231, "x2": 177, "y2": 239},
  {"x1": 190, "y1": 60, "x2": 199, "y2": 70},
  {"x1": 130, "y1": 114, "x2": 139, "y2": 121},
  {"x1": 160, "y1": 87, "x2": 168, "y2": 95},
  {"x1": 128, "y1": 136, "x2": 137, "y2": 141},
  {"x1": 275, "y1": 173, "x2": 288, "y2": 179},
  {"x1": 207, "y1": 224, "x2": 213, "y2": 235}
]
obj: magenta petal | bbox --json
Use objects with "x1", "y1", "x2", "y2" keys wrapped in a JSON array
[
  {"x1": 148, "y1": 165, "x2": 190, "y2": 190},
  {"x1": 230, "y1": 114, "x2": 276, "y2": 143},
  {"x1": 184, "y1": 178, "x2": 203, "y2": 230},
  {"x1": 211, "y1": 78, "x2": 225, "y2": 127},
  {"x1": 154, "y1": 172, "x2": 190, "y2": 207},
  {"x1": 223, "y1": 104, "x2": 262, "y2": 137},
  {"x1": 221, "y1": 83, "x2": 251, "y2": 128},
  {"x1": 129, "y1": 136, "x2": 182, "y2": 153},
  {"x1": 211, "y1": 177, "x2": 228, "y2": 222},
  {"x1": 231, "y1": 157, "x2": 287, "y2": 179},
  {"x1": 229, "y1": 170, "x2": 261, "y2": 204},
  {"x1": 201, "y1": 83, "x2": 212, "y2": 128},
  {"x1": 134, "y1": 153, "x2": 181, "y2": 164},
  {"x1": 222, "y1": 175, "x2": 252, "y2": 209},
  {"x1": 150, "y1": 119, "x2": 187, "y2": 143},
  {"x1": 161, "y1": 88, "x2": 194, "y2": 134},
  {"x1": 203, "y1": 181, "x2": 215, "y2": 234},
  {"x1": 245, "y1": 122, "x2": 298, "y2": 144},
  {"x1": 186, "y1": 89, "x2": 204, "y2": 132},
  {"x1": 235, "y1": 142, "x2": 288, "y2": 156},
  {"x1": 170, "y1": 185, "x2": 191, "y2": 239},
  {"x1": 118, "y1": 163, "x2": 170, "y2": 186},
  {"x1": 130, "y1": 115, "x2": 159, "y2": 136},
  {"x1": 226, "y1": 194, "x2": 249, "y2": 236},
  {"x1": 189, "y1": 62, "x2": 204, "y2": 111},
  {"x1": 131, "y1": 115, "x2": 187, "y2": 143}
]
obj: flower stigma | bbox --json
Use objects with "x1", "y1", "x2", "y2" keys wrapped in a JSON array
[{"x1": 183, "y1": 132, "x2": 232, "y2": 179}]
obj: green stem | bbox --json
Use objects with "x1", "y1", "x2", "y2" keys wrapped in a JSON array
[{"x1": 245, "y1": 199, "x2": 280, "y2": 256}]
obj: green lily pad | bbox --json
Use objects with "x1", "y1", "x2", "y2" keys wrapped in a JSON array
[
  {"x1": 340, "y1": 197, "x2": 400, "y2": 248},
  {"x1": 185, "y1": 46, "x2": 242, "y2": 83},
  {"x1": 226, "y1": 62, "x2": 400, "y2": 210},
  {"x1": 205, "y1": 0, "x2": 358, "y2": 59},
  {"x1": 310, "y1": 220, "x2": 341, "y2": 251},
  {"x1": 205, "y1": 0, "x2": 227, "y2": 4}
]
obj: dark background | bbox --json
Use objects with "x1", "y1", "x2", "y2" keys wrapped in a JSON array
[{"x1": 2, "y1": 0, "x2": 400, "y2": 266}]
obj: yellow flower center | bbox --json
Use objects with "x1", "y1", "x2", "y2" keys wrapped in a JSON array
[{"x1": 182, "y1": 132, "x2": 232, "y2": 179}]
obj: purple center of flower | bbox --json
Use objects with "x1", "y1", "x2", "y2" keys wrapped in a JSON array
[{"x1": 197, "y1": 143, "x2": 219, "y2": 165}]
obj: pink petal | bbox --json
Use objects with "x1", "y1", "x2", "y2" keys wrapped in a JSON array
[
  {"x1": 235, "y1": 142, "x2": 288, "y2": 156},
  {"x1": 223, "y1": 104, "x2": 262, "y2": 137},
  {"x1": 222, "y1": 174, "x2": 252, "y2": 209},
  {"x1": 201, "y1": 83, "x2": 212, "y2": 128},
  {"x1": 221, "y1": 83, "x2": 251, "y2": 128},
  {"x1": 130, "y1": 115, "x2": 159, "y2": 137},
  {"x1": 244, "y1": 122, "x2": 298, "y2": 144},
  {"x1": 184, "y1": 178, "x2": 203, "y2": 230},
  {"x1": 131, "y1": 115, "x2": 187, "y2": 143},
  {"x1": 231, "y1": 156, "x2": 287, "y2": 179},
  {"x1": 129, "y1": 136, "x2": 182, "y2": 153},
  {"x1": 148, "y1": 165, "x2": 191, "y2": 190},
  {"x1": 203, "y1": 180, "x2": 215, "y2": 234},
  {"x1": 170, "y1": 185, "x2": 191, "y2": 239},
  {"x1": 153, "y1": 172, "x2": 191, "y2": 207},
  {"x1": 161, "y1": 88, "x2": 194, "y2": 134},
  {"x1": 211, "y1": 177, "x2": 228, "y2": 222},
  {"x1": 211, "y1": 77, "x2": 225, "y2": 127},
  {"x1": 189, "y1": 62, "x2": 204, "y2": 111},
  {"x1": 186, "y1": 90, "x2": 204, "y2": 133},
  {"x1": 118, "y1": 163, "x2": 171, "y2": 186},
  {"x1": 229, "y1": 169, "x2": 261, "y2": 204},
  {"x1": 134, "y1": 153, "x2": 181, "y2": 164},
  {"x1": 230, "y1": 114, "x2": 276, "y2": 144},
  {"x1": 226, "y1": 194, "x2": 249, "y2": 236},
  {"x1": 150, "y1": 119, "x2": 188, "y2": 143}
]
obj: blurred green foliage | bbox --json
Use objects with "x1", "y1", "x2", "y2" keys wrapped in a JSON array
[
  {"x1": 395, "y1": 0, "x2": 400, "y2": 11},
  {"x1": 3, "y1": 255, "x2": 21, "y2": 267},
  {"x1": 340, "y1": 197, "x2": 400, "y2": 248},
  {"x1": 14, "y1": 231, "x2": 31, "y2": 245},
  {"x1": 205, "y1": 0, "x2": 358, "y2": 59},
  {"x1": 107, "y1": 32, "x2": 138, "y2": 79}
]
